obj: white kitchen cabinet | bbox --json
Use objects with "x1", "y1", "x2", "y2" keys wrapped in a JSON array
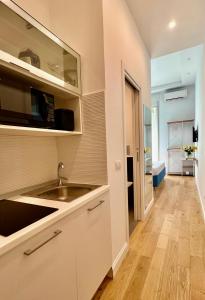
[
  {"x1": 0, "y1": 191, "x2": 112, "y2": 300},
  {"x1": 0, "y1": 0, "x2": 81, "y2": 95},
  {"x1": 76, "y1": 193, "x2": 112, "y2": 300},
  {"x1": 0, "y1": 213, "x2": 78, "y2": 300},
  {"x1": 0, "y1": 0, "x2": 83, "y2": 137}
]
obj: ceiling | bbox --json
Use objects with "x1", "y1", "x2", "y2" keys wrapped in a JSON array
[
  {"x1": 125, "y1": 0, "x2": 205, "y2": 57},
  {"x1": 151, "y1": 45, "x2": 202, "y2": 92}
]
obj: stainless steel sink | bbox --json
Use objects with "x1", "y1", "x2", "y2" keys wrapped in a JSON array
[
  {"x1": 38, "y1": 186, "x2": 93, "y2": 202},
  {"x1": 23, "y1": 183, "x2": 100, "y2": 203}
]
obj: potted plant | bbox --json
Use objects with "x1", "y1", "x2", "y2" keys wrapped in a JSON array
[{"x1": 183, "y1": 145, "x2": 197, "y2": 159}]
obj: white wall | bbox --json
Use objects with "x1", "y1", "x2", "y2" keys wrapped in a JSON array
[
  {"x1": 152, "y1": 85, "x2": 195, "y2": 167},
  {"x1": 103, "y1": 0, "x2": 151, "y2": 265},
  {"x1": 13, "y1": 0, "x2": 51, "y2": 27},
  {"x1": 195, "y1": 45, "x2": 205, "y2": 218}
]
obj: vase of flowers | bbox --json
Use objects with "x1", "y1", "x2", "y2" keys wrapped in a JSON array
[{"x1": 183, "y1": 145, "x2": 197, "y2": 159}]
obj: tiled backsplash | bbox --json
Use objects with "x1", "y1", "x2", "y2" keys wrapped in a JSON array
[
  {"x1": 0, "y1": 136, "x2": 58, "y2": 195},
  {"x1": 57, "y1": 91, "x2": 108, "y2": 185}
]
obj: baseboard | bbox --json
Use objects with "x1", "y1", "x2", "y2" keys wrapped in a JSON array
[
  {"x1": 195, "y1": 179, "x2": 205, "y2": 222},
  {"x1": 144, "y1": 196, "x2": 154, "y2": 219},
  {"x1": 110, "y1": 242, "x2": 128, "y2": 278}
]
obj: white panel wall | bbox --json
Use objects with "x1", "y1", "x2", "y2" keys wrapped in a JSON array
[{"x1": 103, "y1": 0, "x2": 151, "y2": 263}]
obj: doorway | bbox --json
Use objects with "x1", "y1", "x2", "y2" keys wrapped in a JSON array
[{"x1": 124, "y1": 78, "x2": 141, "y2": 236}]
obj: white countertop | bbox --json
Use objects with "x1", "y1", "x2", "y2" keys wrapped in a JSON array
[{"x1": 0, "y1": 184, "x2": 109, "y2": 257}]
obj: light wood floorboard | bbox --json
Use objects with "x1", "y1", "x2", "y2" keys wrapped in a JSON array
[{"x1": 93, "y1": 176, "x2": 205, "y2": 300}]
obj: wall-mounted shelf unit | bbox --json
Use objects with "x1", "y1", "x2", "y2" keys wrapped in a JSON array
[
  {"x1": 0, "y1": 67, "x2": 82, "y2": 137},
  {"x1": 0, "y1": 0, "x2": 83, "y2": 137},
  {"x1": 0, "y1": 125, "x2": 82, "y2": 137},
  {"x1": 0, "y1": 0, "x2": 81, "y2": 95},
  {"x1": 0, "y1": 60, "x2": 79, "y2": 101}
]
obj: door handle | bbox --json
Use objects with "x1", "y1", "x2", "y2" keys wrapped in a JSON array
[
  {"x1": 136, "y1": 150, "x2": 140, "y2": 161},
  {"x1": 24, "y1": 229, "x2": 62, "y2": 256}
]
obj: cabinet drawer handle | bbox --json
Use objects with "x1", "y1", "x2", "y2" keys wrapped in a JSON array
[
  {"x1": 24, "y1": 229, "x2": 62, "y2": 256},
  {"x1": 87, "y1": 200, "x2": 104, "y2": 212}
]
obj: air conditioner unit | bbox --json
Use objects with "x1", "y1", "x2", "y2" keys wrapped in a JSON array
[{"x1": 164, "y1": 88, "x2": 187, "y2": 101}]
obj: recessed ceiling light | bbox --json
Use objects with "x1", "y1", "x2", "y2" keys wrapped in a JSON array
[{"x1": 168, "y1": 20, "x2": 176, "y2": 30}]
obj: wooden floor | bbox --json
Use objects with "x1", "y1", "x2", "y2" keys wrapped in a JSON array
[{"x1": 93, "y1": 176, "x2": 205, "y2": 300}]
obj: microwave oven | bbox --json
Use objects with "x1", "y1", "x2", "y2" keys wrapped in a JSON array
[{"x1": 0, "y1": 80, "x2": 55, "y2": 129}]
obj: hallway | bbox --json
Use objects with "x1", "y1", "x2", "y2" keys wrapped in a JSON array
[{"x1": 94, "y1": 176, "x2": 205, "y2": 299}]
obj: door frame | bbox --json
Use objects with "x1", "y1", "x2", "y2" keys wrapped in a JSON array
[{"x1": 121, "y1": 63, "x2": 144, "y2": 242}]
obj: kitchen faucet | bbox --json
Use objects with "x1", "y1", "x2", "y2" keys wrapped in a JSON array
[{"x1": 57, "y1": 162, "x2": 68, "y2": 186}]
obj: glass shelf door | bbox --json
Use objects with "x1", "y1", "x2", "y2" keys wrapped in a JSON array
[{"x1": 0, "y1": 1, "x2": 81, "y2": 94}]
